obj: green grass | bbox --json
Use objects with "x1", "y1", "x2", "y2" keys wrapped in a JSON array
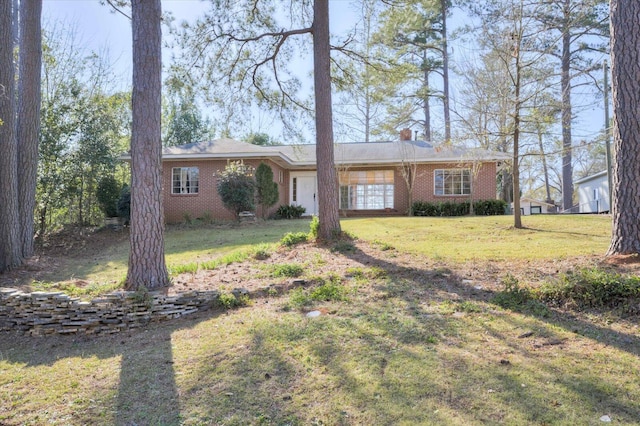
[
  {"x1": 27, "y1": 220, "x2": 310, "y2": 288},
  {"x1": 2, "y1": 277, "x2": 639, "y2": 424},
  {"x1": 269, "y1": 263, "x2": 304, "y2": 278},
  {"x1": 341, "y1": 215, "x2": 611, "y2": 261},
  {"x1": 26, "y1": 216, "x2": 610, "y2": 290},
  {"x1": 2, "y1": 215, "x2": 640, "y2": 425}
]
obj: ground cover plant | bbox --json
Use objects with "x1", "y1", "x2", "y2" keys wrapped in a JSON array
[{"x1": 1, "y1": 215, "x2": 639, "y2": 425}]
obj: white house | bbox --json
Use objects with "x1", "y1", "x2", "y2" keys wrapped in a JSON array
[
  {"x1": 575, "y1": 171, "x2": 610, "y2": 213},
  {"x1": 516, "y1": 197, "x2": 557, "y2": 215}
]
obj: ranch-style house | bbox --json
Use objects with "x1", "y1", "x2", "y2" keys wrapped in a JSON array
[{"x1": 134, "y1": 130, "x2": 509, "y2": 223}]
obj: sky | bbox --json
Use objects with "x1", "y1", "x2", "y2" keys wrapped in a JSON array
[
  {"x1": 42, "y1": 0, "x2": 359, "y2": 89},
  {"x1": 41, "y1": 0, "x2": 608, "y2": 145},
  {"x1": 42, "y1": 0, "x2": 362, "y2": 140}
]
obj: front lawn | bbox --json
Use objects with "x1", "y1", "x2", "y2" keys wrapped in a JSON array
[
  {"x1": 2, "y1": 215, "x2": 639, "y2": 425},
  {"x1": 342, "y1": 214, "x2": 611, "y2": 261}
]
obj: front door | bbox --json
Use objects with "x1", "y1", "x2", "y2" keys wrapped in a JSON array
[{"x1": 291, "y1": 172, "x2": 317, "y2": 216}]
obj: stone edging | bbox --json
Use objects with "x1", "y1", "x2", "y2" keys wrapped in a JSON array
[{"x1": 0, "y1": 288, "x2": 223, "y2": 336}]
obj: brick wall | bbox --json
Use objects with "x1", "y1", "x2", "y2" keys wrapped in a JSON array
[
  {"x1": 163, "y1": 159, "x2": 288, "y2": 223},
  {"x1": 343, "y1": 162, "x2": 498, "y2": 215},
  {"x1": 163, "y1": 159, "x2": 498, "y2": 221},
  {"x1": 409, "y1": 162, "x2": 499, "y2": 207}
]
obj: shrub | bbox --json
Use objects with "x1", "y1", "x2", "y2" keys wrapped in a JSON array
[
  {"x1": 287, "y1": 274, "x2": 349, "y2": 310},
  {"x1": 280, "y1": 232, "x2": 309, "y2": 247},
  {"x1": 96, "y1": 176, "x2": 121, "y2": 217},
  {"x1": 275, "y1": 204, "x2": 306, "y2": 219},
  {"x1": 116, "y1": 185, "x2": 131, "y2": 222},
  {"x1": 309, "y1": 215, "x2": 319, "y2": 238},
  {"x1": 216, "y1": 161, "x2": 256, "y2": 218},
  {"x1": 270, "y1": 263, "x2": 304, "y2": 278},
  {"x1": 474, "y1": 199, "x2": 508, "y2": 215},
  {"x1": 412, "y1": 199, "x2": 506, "y2": 217},
  {"x1": 217, "y1": 292, "x2": 249, "y2": 309},
  {"x1": 538, "y1": 268, "x2": 640, "y2": 310},
  {"x1": 250, "y1": 243, "x2": 272, "y2": 260},
  {"x1": 493, "y1": 274, "x2": 534, "y2": 309},
  {"x1": 310, "y1": 274, "x2": 348, "y2": 302},
  {"x1": 255, "y1": 163, "x2": 279, "y2": 219}
]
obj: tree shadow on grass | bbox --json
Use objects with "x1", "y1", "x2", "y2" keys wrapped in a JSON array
[
  {"x1": 0, "y1": 309, "x2": 223, "y2": 425},
  {"x1": 332, "y1": 241, "x2": 640, "y2": 423}
]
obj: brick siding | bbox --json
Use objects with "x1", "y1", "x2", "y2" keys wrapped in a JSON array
[
  {"x1": 163, "y1": 159, "x2": 288, "y2": 223},
  {"x1": 163, "y1": 159, "x2": 498, "y2": 222}
]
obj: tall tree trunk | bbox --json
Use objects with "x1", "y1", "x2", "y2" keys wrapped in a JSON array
[
  {"x1": 126, "y1": 0, "x2": 169, "y2": 290},
  {"x1": 17, "y1": 0, "x2": 42, "y2": 258},
  {"x1": 11, "y1": 0, "x2": 19, "y2": 46},
  {"x1": 560, "y1": 0, "x2": 573, "y2": 211},
  {"x1": 422, "y1": 49, "x2": 431, "y2": 143},
  {"x1": 607, "y1": 0, "x2": 640, "y2": 255},
  {"x1": 312, "y1": 0, "x2": 341, "y2": 240},
  {"x1": 0, "y1": 0, "x2": 23, "y2": 272},
  {"x1": 537, "y1": 126, "x2": 553, "y2": 204},
  {"x1": 512, "y1": 20, "x2": 523, "y2": 229},
  {"x1": 441, "y1": 0, "x2": 451, "y2": 143}
]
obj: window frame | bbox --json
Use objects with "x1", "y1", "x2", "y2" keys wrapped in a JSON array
[
  {"x1": 434, "y1": 168, "x2": 471, "y2": 196},
  {"x1": 171, "y1": 166, "x2": 200, "y2": 195},
  {"x1": 339, "y1": 170, "x2": 394, "y2": 210}
]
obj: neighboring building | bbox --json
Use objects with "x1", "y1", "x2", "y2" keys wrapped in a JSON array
[
  {"x1": 575, "y1": 171, "x2": 610, "y2": 213},
  {"x1": 124, "y1": 133, "x2": 509, "y2": 223},
  {"x1": 512, "y1": 197, "x2": 557, "y2": 215}
]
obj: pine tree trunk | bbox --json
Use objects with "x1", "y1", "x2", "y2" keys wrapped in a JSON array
[
  {"x1": 560, "y1": 0, "x2": 573, "y2": 212},
  {"x1": 0, "y1": 0, "x2": 23, "y2": 272},
  {"x1": 313, "y1": 0, "x2": 341, "y2": 240},
  {"x1": 512, "y1": 28, "x2": 523, "y2": 229},
  {"x1": 607, "y1": 0, "x2": 640, "y2": 255},
  {"x1": 126, "y1": 0, "x2": 169, "y2": 290},
  {"x1": 17, "y1": 0, "x2": 42, "y2": 258},
  {"x1": 422, "y1": 50, "x2": 431, "y2": 143},
  {"x1": 441, "y1": 0, "x2": 451, "y2": 143}
]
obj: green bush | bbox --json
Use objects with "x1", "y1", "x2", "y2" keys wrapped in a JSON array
[
  {"x1": 412, "y1": 199, "x2": 506, "y2": 217},
  {"x1": 538, "y1": 268, "x2": 640, "y2": 310},
  {"x1": 473, "y1": 199, "x2": 508, "y2": 215},
  {"x1": 270, "y1": 263, "x2": 304, "y2": 278},
  {"x1": 116, "y1": 185, "x2": 131, "y2": 222},
  {"x1": 309, "y1": 215, "x2": 319, "y2": 238},
  {"x1": 492, "y1": 274, "x2": 532, "y2": 309},
  {"x1": 310, "y1": 278, "x2": 348, "y2": 302},
  {"x1": 255, "y1": 163, "x2": 279, "y2": 219},
  {"x1": 216, "y1": 161, "x2": 256, "y2": 217},
  {"x1": 275, "y1": 204, "x2": 306, "y2": 219},
  {"x1": 97, "y1": 176, "x2": 121, "y2": 217},
  {"x1": 287, "y1": 274, "x2": 348, "y2": 309},
  {"x1": 280, "y1": 231, "x2": 309, "y2": 247},
  {"x1": 217, "y1": 292, "x2": 248, "y2": 309}
]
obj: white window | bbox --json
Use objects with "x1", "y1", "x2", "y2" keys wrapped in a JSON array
[
  {"x1": 434, "y1": 169, "x2": 471, "y2": 196},
  {"x1": 172, "y1": 167, "x2": 199, "y2": 194},
  {"x1": 339, "y1": 170, "x2": 394, "y2": 210}
]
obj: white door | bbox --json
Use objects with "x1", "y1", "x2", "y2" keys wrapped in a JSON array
[{"x1": 291, "y1": 172, "x2": 317, "y2": 216}]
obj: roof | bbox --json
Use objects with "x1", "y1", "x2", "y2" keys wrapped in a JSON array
[
  {"x1": 520, "y1": 197, "x2": 556, "y2": 207},
  {"x1": 575, "y1": 170, "x2": 608, "y2": 185},
  {"x1": 149, "y1": 138, "x2": 510, "y2": 168}
]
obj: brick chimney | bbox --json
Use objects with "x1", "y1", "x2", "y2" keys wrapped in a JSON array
[{"x1": 400, "y1": 128, "x2": 412, "y2": 141}]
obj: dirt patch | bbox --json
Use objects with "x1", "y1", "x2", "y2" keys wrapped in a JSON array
[
  {"x1": 604, "y1": 253, "x2": 640, "y2": 266},
  {"x1": 2, "y1": 225, "x2": 638, "y2": 301}
]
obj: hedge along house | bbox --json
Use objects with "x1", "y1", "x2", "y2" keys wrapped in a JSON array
[{"x1": 127, "y1": 130, "x2": 509, "y2": 223}]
